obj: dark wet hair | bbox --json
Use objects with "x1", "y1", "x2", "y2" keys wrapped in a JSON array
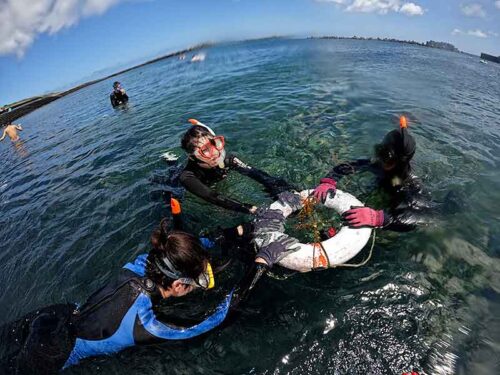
[
  {"x1": 113, "y1": 81, "x2": 121, "y2": 89},
  {"x1": 375, "y1": 128, "x2": 416, "y2": 176},
  {"x1": 181, "y1": 125, "x2": 212, "y2": 154},
  {"x1": 376, "y1": 129, "x2": 416, "y2": 162},
  {"x1": 146, "y1": 219, "x2": 208, "y2": 289}
]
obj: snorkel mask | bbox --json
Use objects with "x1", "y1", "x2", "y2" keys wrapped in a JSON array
[
  {"x1": 188, "y1": 119, "x2": 226, "y2": 168},
  {"x1": 154, "y1": 255, "x2": 215, "y2": 290}
]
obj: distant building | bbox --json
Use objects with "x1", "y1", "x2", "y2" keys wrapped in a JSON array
[
  {"x1": 480, "y1": 53, "x2": 500, "y2": 64},
  {"x1": 425, "y1": 41, "x2": 459, "y2": 52}
]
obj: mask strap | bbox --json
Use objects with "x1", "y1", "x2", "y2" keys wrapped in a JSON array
[{"x1": 155, "y1": 255, "x2": 182, "y2": 280}]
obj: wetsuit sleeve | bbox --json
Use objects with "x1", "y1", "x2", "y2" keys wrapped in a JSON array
[
  {"x1": 229, "y1": 156, "x2": 297, "y2": 198},
  {"x1": 136, "y1": 292, "x2": 233, "y2": 341},
  {"x1": 110, "y1": 94, "x2": 118, "y2": 107},
  {"x1": 382, "y1": 207, "x2": 433, "y2": 232},
  {"x1": 382, "y1": 176, "x2": 434, "y2": 232},
  {"x1": 180, "y1": 170, "x2": 253, "y2": 213},
  {"x1": 325, "y1": 159, "x2": 373, "y2": 180}
]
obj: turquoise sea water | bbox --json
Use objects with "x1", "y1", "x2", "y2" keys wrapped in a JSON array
[{"x1": 0, "y1": 39, "x2": 499, "y2": 374}]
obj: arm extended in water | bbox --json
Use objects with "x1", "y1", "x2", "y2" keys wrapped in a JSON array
[
  {"x1": 180, "y1": 169, "x2": 255, "y2": 213},
  {"x1": 324, "y1": 158, "x2": 375, "y2": 181},
  {"x1": 230, "y1": 156, "x2": 297, "y2": 198}
]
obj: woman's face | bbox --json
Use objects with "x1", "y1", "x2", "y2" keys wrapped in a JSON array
[{"x1": 192, "y1": 135, "x2": 226, "y2": 168}]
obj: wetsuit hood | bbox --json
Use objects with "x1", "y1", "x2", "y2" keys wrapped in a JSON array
[{"x1": 376, "y1": 128, "x2": 416, "y2": 166}]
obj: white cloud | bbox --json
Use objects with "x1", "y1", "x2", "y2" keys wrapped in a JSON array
[
  {"x1": 460, "y1": 3, "x2": 486, "y2": 18},
  {"x1": 0, "y1": 0, "x2": 125, "y2": 58},
  {"x1": 467, "y1": 29, "x2": 487, "y2": 38},
  {"x1": 347, "y1": 0, "x2": 401, "y2": 14},
  {"x1": 399, "y1": 3, "x2": 424, "y2": 16},
  {"x1": 317, "y1": 0, "x2": 425, "y2": 16},
  {"x1": 452, "y1": 28, "x2": 492, "y2": 38},
  {"x1": 495, "y1": 1, "x2": 500, "y2": 10}
]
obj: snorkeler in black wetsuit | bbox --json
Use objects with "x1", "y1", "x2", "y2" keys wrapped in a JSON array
[
  {"x1": 110, "y1": 81, "x2": 129, "y2": 108},
  {"x1": 179, "y1": 119, "x2": 295, "y2": 215},
  {"x1": 313, "y1": 116, "x2": 432, "y2": 232},
  {"x1": 0, "y1": 215, "x2": 291, "y2": 374}
]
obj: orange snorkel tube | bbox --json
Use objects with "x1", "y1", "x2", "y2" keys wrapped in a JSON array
[
  {"x1": 170, "y1": 197, "x2": 183, "y2": 230},
  {"x1": 399, "y1": 115, "x2": 408, "y2": 129}
]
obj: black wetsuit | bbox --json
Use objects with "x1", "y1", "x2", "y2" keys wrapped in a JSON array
[
  {"x1": 180, "y1": 154, "x2": 294, "y2": 214},
  {"x1": 110, "y1": 90, "x2": 129, "y2": 107},
  {"x1": 326, "y1": 159, "x2": 433, "y2": 232}
]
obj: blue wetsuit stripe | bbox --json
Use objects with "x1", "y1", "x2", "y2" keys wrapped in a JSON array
[
  {"x1": 138, "y1": 290, "x2": 234, "y2": 340},
  {"x1": 123, "y1": 253, "x2": 148, "y2": 276},
  {"x1": 63, "y1": 295, "x2": 140, "y2": 368},
  {"x1": 63, "y1": 290, "x2": 233, "y2": 369}
]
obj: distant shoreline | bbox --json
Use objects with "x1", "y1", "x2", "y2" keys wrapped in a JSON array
[
  {"x1": 0, "y1": 43, "x2": 211, "y2": 125},
  {"x1": 308, "y1": 35, "x2": 467, "y2": 55},
  {"x1": 0, "y1": 36, "x2": 474, "y2": 124}
]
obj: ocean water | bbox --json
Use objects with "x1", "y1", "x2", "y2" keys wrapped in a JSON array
[{"x1": 0, "y1": 38, "x2": 499, "y2": 374}]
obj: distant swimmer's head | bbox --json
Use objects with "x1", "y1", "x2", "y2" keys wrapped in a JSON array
[
  {"x1": 113, "y1": 81, "x2": 122, "y2": 90},
  {"x1": 147, "y1": 219, "x2": 213, "y2": 298},
  {"x1": 181, "y1": 121, "x2": 226, "y2": 169},
  {"x1": 374, "y1": 118, "x2": 416, "y2": 173}
]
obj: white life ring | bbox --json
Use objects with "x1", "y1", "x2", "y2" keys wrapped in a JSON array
[{"x1": 253, "y1": 189, "x2": 372, "y2": 272}]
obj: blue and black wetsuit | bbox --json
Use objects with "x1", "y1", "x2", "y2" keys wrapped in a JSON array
[{"x1": 0, "y1": 254, "x2": 233, "y2": 374}]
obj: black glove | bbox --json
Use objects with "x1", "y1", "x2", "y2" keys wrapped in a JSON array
[
  {"x1": 256, "y1": 235, "x2": 300, "y2": 267},
  {"x1": 277, "y1": 191, "x2": 302, "y2": 211},
  {"x1": 254, "y1": 208, "x2": 285, "y2": 233},
  {"x1": 210, "y1": 222, "x2": 253, "y2": 246},
  {"x1": 255, "y1": 207, "x2": 284, "y2": 221},
  {"x1": 254, "y1": 219, "x2": 284, "y2": 234}
]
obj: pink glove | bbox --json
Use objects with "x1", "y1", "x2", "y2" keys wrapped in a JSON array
[
  {"x1": 312, "y1": 178, "x2": 337, "y2": 203},
  {"x1": 341, "y1": 206, "x2": 385, "y2": 228}
]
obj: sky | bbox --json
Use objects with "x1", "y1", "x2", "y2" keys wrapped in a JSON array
[{"x1": 1, "y1": 0, "x2": 499, "y2": 104}]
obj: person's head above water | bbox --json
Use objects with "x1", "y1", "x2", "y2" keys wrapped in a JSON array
[
  {"x1": 113, "y1": 81, "x2": 122, "y2": 90},
  {"x1": 181, "y1": 119, "x2": 226, "y2": 169},
  {"x1": 374, "y1": 116, "x2": 416, "y2": 174},
  {"x1": 146, "y1": 219, "x2": 213, "y2": 298}
]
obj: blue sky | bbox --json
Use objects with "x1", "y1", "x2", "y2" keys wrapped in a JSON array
[{"x1": 1, "y1": 0, "x2": 499, "y2": 104}]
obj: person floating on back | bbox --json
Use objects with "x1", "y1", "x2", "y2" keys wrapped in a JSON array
[
  {"x1": 313, "y1": 116, "x2": 433, "y2": 232},
  {"x1": 110, "y1": 81, "x2": 129, "y2": 108},
  {"x1": 0, "y1": 122, "x2": 23, "y2": 142}
]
